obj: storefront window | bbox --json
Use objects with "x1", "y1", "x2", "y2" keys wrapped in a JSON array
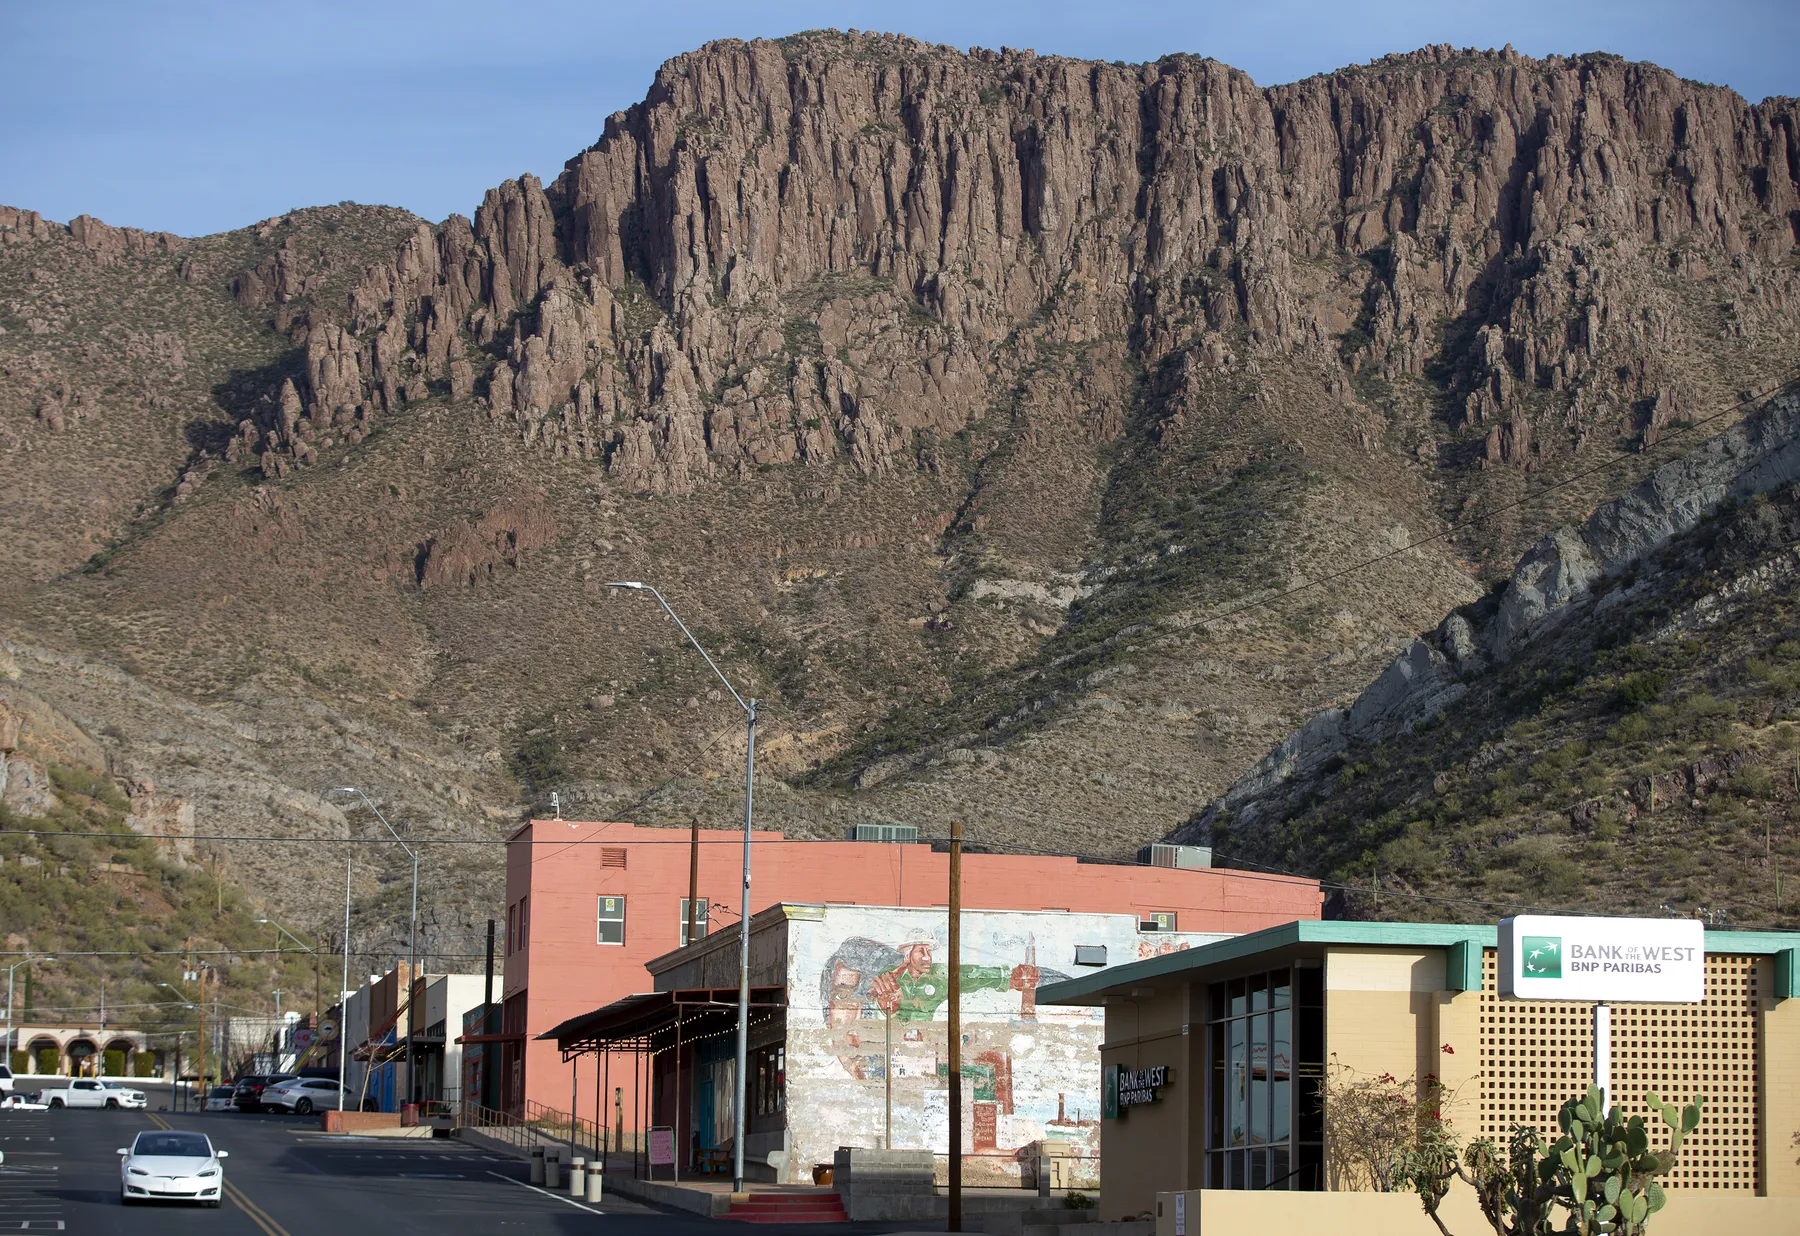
[
  {"x1": 752, "y1": 1045, "x2": 785, "y2": 1117},
  {"x1": 1206, "y1": 963, "x2": 1323, "y2": 1189}
]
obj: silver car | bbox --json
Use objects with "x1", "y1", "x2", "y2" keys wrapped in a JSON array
[
  {"x1": 118, "y1": 1129, "x2": 228, "y2": 1207},
  {"x1": 259, "y1": 1077, "x2": 345, "y2": 1114}
]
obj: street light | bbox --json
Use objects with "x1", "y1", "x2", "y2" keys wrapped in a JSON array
[
  {"x1": 157, "y1": 982, "x2": 199, "y2": 1110},
  {"x1": 328, "y1": 787, "x2": 420, "y2": 1107},
  {"x1": 607, "y1": 580, "x2": 758, "y2": 1192},
  {"x1": 257, "y1": 916, "x2": 323, "y2": 1022},
  {"x1": 4, "y1": 955, "x2": 52, "y2": 1061}
]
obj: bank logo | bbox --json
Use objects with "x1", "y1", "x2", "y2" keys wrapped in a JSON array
[{"x1": 1523, "y1": 935, "x2": 1563, "y2": 979}]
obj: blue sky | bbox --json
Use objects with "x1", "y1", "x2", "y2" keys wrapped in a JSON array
[{"x1": 2, "y1": 1, "x2": 1793, "y2": 237}]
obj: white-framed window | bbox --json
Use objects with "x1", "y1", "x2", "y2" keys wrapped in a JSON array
[
  {"x1": 597, "y1": 894, "x2": 626, "y2": 945},
  {"x1": 679, "y1": 899, "x2": 709, "y2": 946}
]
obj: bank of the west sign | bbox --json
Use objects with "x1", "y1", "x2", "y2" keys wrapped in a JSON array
[{"x1": 1499, "y1": 914, "x2": 1704, "y2": 1002}]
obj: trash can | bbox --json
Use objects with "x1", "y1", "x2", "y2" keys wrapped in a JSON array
[
  {"x1": 529, "y1": 1146, "x2": 546, "y2": 1185},
  {"x1": 569, "y1": 1158, "x2": 586, "y2": 1198},
  {"x1": 545, "y1": 1154, "x2": 561, "y2": 1190},
  {"x1": 401, "y1": 1102, "x2": 421, "y2": 1127}
]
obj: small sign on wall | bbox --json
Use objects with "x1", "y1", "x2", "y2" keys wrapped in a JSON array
[
  {"x1": 1499, "y1": 915, "x2": 1705, "y2": 1002},
  {"x1": 1103, "y1": 1063, "x2": 1169, "y2": 1117}
]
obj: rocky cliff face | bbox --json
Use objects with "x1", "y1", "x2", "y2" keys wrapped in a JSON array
[
  {"x1": 234, "y1": 37, "x2": 1800, "y2": 503},
  {"x1": 1, "y1": 34, "x2": 1797, "y2": 930}
]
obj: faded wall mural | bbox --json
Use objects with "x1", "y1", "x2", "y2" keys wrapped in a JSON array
[{"x1": 779, "y1": 905, "x2": 1225, "y2": 1185}]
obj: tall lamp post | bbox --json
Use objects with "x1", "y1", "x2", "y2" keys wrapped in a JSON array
[
  {"x1": 257, "y1": 916, "x2": 323, "y2": 1029},
  {"x1": 607, "y1": 580, "x2": 758, "y2": 1192},
  {"x1": 4, "y1": 955, "x2": 51, "y2": 1067},
  {"x1": 157, "y1": 982, "x2": 197, "y2": 1110},
  {"x1": 329, "y1": 787, "x2": 420, "y2": 1106}
]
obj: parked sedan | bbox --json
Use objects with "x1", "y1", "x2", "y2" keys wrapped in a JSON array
[
  {"x1": 203, "y1": 1086, "x2": 237, "y2": 1112},
  {"x1": 232, "y1": 1074, "x2": 296, "y2": 1112},
  {"x1": 118, "y1": 1129, "x2": 228, "y2": 1206},
  {"x1": 0, "y1": 1093, "x2": 49, "y2": 1111},
  {"x1": 259, "y1": 1077, "x2": 345, "y2": 1115}
]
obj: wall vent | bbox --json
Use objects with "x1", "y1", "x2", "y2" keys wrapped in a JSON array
[
  {"x1": 1073, "y1": 945, "x2": 1108, "y2": 967},
  {"x1": 600, "y1": 847, "x2": 628, "y2": 869}
]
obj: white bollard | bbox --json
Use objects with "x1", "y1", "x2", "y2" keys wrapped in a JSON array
[
  {"x1": 586, "y1": 1169, "x2": 604, "y2": 1204},
  {"x1": 570, "y1": 1157, "x2": 586, "y2": 1198}
]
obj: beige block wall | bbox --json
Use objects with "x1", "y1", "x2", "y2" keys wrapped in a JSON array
[
  {"x1": 1432, "y1": 990, "x2": 1483, "y2": 1131},
  {"x1": 1153, "y1": 1186, "x2": 1800, "y2": 1236},
  {"x1": 1099, "y1": 985, "x2": 1201, "y2": 1220},
  {"x1": 1323, "y1": 948, "x2": 1446, "y2": 1187},
  {"x1": 1763, "y1": 978, "x2": 1800, "y2": 1197}
]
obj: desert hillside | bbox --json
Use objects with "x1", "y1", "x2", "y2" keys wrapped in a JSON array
[{"x1": 2, "y1": 33, "x2": 1798, "y2": 974}]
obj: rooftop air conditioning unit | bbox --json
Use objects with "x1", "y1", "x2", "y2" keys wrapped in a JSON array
[
  {"x1": 1137, "y1": 843, "x2": 1212, "y2": 869},
  {"x1": 847, "y1": 823, "x2": 919, "y2": 844}
]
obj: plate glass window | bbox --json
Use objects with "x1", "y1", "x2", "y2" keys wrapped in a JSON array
[
  {"x1": 679, "y1": 898, "x2": 709, "y2": 946},
  {"x1": 1205, "y1": 964, "x2": 1322, "y2": 1190},
  {"x1": 597, "y1": 895, "x2": 626, "y2": 945}
]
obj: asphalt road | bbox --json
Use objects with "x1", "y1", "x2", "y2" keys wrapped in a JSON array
[{"x1": 0, "y1": 1105, "x2": 900, "y2": 1236}]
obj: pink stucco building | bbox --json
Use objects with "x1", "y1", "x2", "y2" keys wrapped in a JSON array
[{"x1": 492, "y1": 820, "x2": 1322, "y2": 1117}]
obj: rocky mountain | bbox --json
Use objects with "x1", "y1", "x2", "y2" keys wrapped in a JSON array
[
  {"x1": 1170, "y1": 389, "x2": 1800, "y2": 926},
  {"x1": 2, "y1": 32, "x2": 1797, "y2": 953}
]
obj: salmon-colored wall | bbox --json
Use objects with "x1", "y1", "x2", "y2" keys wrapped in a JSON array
[{"x1": 504, "y1": 820, "x2": 1322, "y2": 1113}]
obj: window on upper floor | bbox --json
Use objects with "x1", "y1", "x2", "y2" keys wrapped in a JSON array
[
  {"x1": 679, "y1": 899, "x2": 709, "y2": 947},
  {"x1": 597, "y1": 894, "x2": 625, "y2": 945},
  {"x1": 506, "y1": 903, "x2": 517, "y2": 954}
]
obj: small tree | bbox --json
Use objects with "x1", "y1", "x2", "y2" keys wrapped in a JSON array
[
  {"x1": 1397, "y1": 1085, "x2": 1703, "y2": 1236},
  {"x1": 1320, "y1": 1064, "x2": 1444, "y2": 1191}
]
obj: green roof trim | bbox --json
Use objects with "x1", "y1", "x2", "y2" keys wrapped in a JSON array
[
  {"x1": 1447, "y1": 939, "x2": 1482, "y2": 993},
  {"x1": 1037, "y1": 920, "x2": 1800, "y2": 1006},
  {"x1": 1777, "y1": 948, "x2": 1799, "y2": 1001}
]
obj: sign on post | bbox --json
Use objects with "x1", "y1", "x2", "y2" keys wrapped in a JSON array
[
  {"x1": 1499, "y1": 915, "x2": 1705, "y2": 1002},
  {"x1": 648, "y1": 1126, "x2": 675, "y2": 1167},
  {"x1": 1499, "y1": 914, "x2": 1706, "y2": 1111}
]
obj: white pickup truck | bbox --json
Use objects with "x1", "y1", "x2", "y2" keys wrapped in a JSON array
[{"x1": 37, "y1": 1079, "x2": 147, "y2": 1110}]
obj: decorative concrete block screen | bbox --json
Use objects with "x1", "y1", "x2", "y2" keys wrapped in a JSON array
[{"x1": 1478, "y1": 949, "x2": 1762, "y2": 1191}]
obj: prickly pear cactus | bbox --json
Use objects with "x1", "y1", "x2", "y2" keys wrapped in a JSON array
[{"x1": 1535, "y1": 1085, "x2": 1702, "y2": 1235}]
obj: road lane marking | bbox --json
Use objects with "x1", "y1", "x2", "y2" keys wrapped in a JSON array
[
  {"x1": 483, "y1": 1170, "x2": 604, "y2": 1214},
  {"x1": 224, "y1": 1180, "x2": 291, "y2": 1236}
]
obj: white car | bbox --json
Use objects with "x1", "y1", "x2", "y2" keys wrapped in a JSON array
[
  {"x1": 203, "y1": 1086, "x2": 237, "y2": 1112},
  {"x1": 118, "y1": 1129, "x2": 227, "y2": 1206},
  {"x1": 259, "y1": 1077, "x2": 345, "y2": 1115},
  {"x1": 0, "y1": 1093, "x2": 49, "y2": 1111}
]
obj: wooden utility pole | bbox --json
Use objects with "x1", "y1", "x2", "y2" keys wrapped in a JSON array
[
  {"x1": 687, "y1": 816, "x2": 701, "y2": 948},
  {"x1": 195, "y1": 964, "x2": 207, "y2": 1096},
  {"x1": 948, "y1": 820, "x2": 963, "y2": 1233}
]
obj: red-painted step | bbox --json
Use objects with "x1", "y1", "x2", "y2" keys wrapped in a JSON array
[{"x1": 724, "y1": 1191, "x2": 848, "y2": 1223}]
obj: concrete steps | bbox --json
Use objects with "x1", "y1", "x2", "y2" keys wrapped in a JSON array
[{"x1": 725, "y1": 1192, "x2": 849, "y2": 1224}]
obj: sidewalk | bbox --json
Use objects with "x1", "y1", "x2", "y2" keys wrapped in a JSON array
[{"x1": 452, "y1": 1126, "x2": 1044, "y2": 1224}]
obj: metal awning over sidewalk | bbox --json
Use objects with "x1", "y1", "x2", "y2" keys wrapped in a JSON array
[{"x1": 538, "y1": 987, "x2": 785, "y2": 1058}]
